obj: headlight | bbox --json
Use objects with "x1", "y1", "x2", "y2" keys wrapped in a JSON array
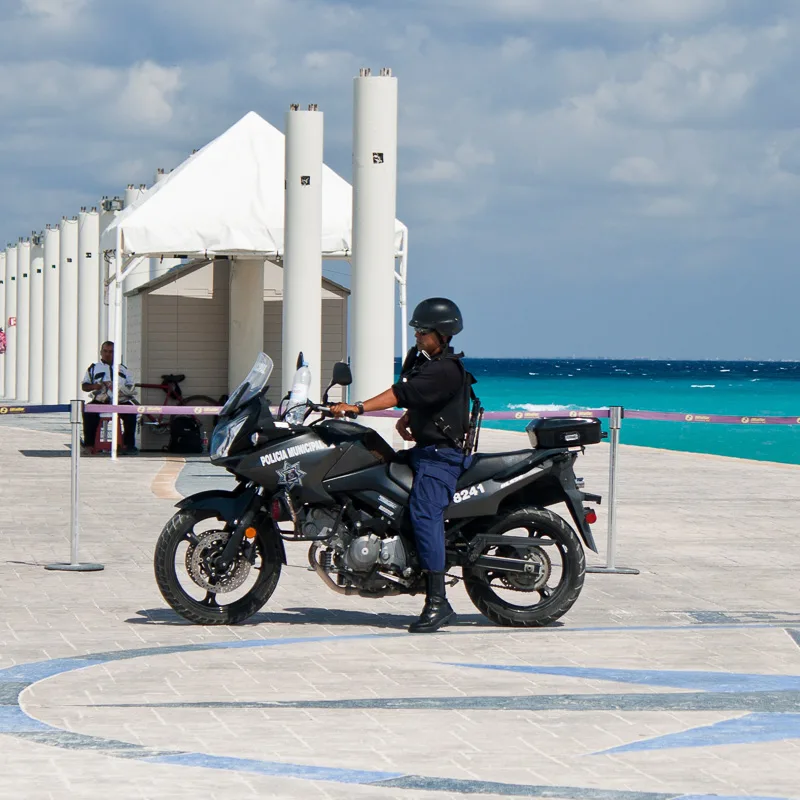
[{"x1": 210, "y1": 411, "x2": 249, "y2": 458}]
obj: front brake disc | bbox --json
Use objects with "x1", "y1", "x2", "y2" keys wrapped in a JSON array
[{"x1": 185, "y1": 530, "x2": 251, "y2": 593}]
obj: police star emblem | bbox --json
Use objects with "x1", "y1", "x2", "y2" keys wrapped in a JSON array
[{"x1": 276, "y1": 460, "x2": 307, "y2": 489}]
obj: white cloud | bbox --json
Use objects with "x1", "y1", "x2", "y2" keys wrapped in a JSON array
[
  {"x1": 643, "y1": 195, "x2": 696, "y2": 217},
  {"x1": 438, "y1": 0, "x2": 727, "y2": 25},
  {"x1": 0, "y1": 59, "x2": 181, "y2": 131},
  {"x1": 565, "y1": 25, "x2": 791, "y2": 127},
  {"x1": 610, "y1": 156, "x2": 670, "y2": 186},
  {"x1": 454, "y1": 142, "x2": 494, "y2": 168},
  {"x1": 405, "y1": 159, "x2": 462, "y2": 184},
  {"x1": 20, "y1": 0, "x2": 88, "y2": 22},
  {"x1": 114, "y1": 61, "x2": 182, "y2": 128},
  {"x1": 404, "y1": 139, "x2": 494, "y2": 186},
  {"x1": 500, "y1": 37, "x2": 533, "y2": 62}
]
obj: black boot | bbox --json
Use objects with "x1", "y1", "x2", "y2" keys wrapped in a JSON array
[{"x1": 408, "y1": 572, "x2": 455, "y2": 633}]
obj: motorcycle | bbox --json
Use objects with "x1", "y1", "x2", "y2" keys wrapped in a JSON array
[{"x1": 154, "y1": 353, "x2": 603, "y2": 627}]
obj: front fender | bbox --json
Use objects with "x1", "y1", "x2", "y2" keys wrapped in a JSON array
[
  {"x1": 176, "y1": 485, "x2": 254, "y2": 523},
  {"x1": 176, "y1": 486, "x2": 287, "y2": 564}
]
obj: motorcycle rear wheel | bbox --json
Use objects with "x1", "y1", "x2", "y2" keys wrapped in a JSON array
[
  {"x1": 154, "y1": 508, "x2": 281, "y2": 625},
  {"x1": 462, "y1": 506, "x2": 585, "y2": 627}
]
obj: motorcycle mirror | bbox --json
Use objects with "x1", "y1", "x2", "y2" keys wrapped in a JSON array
[
  {"x1": 331, "y1": 362, "x2": 352, "y2": 387},
  {"x1": 322, "y1": 362, "x2": 352, "y2": 406}
]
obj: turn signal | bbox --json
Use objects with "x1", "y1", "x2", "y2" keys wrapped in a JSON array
[
  {"x1": 244, "y1": 527, "x2": 257, "y2": 539},
  {"x1": 271, "y1": 500, "x2": 282, "y2": 521},
  {"x1": 584, "y1": 508, "x2": 597, "y2": 525}
]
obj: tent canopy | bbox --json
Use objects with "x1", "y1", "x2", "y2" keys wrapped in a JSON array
[{"x1": 105, "y1": 111, "x2": 406, "y2": 259}]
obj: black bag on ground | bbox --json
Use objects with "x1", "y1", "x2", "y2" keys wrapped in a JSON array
[{"x1": 167, "y1": 416, "x2": 203, "y2": 454}]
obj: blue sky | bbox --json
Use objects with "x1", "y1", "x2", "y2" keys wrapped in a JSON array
[{"x1": 1, "y1": 0, "x2": 798, "y2": 359}]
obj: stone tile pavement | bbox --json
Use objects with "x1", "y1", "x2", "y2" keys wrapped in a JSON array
[{"x1": 1, "y1": 416, "x2": 800, "y2": 799}]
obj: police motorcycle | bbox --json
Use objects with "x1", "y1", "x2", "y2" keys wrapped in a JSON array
[{"x1": 154, "y1": 353, "x2": 603, "y2": 627}]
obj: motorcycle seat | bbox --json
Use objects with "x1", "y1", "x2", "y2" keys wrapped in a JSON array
[
  {"x1": 456, "y1": 450, "x2": 534, "y2": 490},
  {"x1": 389, "y1": 451, "x2": 536, "y2": 494}
]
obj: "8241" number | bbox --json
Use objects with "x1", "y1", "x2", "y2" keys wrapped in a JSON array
[{"x1": 452, "y1": 484, "x2": 485, "y2": 504}]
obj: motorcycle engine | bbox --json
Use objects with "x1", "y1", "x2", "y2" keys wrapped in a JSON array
[
  {"x1": 342, "y1": 533, "x2": 410, "y2": 575},
  {"x1": 343, "y1": 534, "x2": 381, "y2": 572},
  {"x1": 304, "y1": 504, "x2": 415, "y2": 593},
  {"x1": 301, "y1": 507, "x2": 341, "y2": 540}
]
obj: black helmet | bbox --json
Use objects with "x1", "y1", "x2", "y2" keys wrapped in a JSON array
[{"x1": 409, "y1": 297, "x2": 463, "y2": 337}]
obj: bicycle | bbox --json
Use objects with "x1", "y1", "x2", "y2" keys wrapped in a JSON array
[{"x1": 135, "y1": 374, "x2": 220, "y2": 435}]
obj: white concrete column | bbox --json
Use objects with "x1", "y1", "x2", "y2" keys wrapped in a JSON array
[
  {"x1": 99, "y1": 196, "x2": 122, "y2": 343},
  {"x1": 151, "y1": 170, "x2": 180, "y2": 282},
  {"x1": 77, "y1": 207, "x2": 101, "y2": 394},
  {"x1": 282, "y1": 103, "x2": 323, "y2": 399},
  {"x1": 15, "y1": 239, "x2": 31, "y2": 403},
  {"x1": 42, "y1": 225, "x2": 60, "y2": 404},
  {"x1": 123, "y1": 184, "x2": 139, "y2": 209},
  {"x1": 351, "y1": 67, "x2": 399, "y2": 432},
  {"x1": 3, "y1": 245, "x2": 18, "y2": 400},
  {"x1": 120, "y1": 185, "x2": 148, "y2": 358},
  {"x1": 58, "y1": 217, "x2": 80, "y2": 403},
  {"x1": 0, "y1": 252, "x2": 5, "y2": 398},
  {"x1": 28, "y1": 234, "x2": 45, "y2": 404},
  {"x1": 228, "y1": 257, "x2": 265, "y2": 392}
]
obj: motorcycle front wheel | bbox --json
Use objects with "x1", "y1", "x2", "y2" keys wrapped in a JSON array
[
  {"x1": 154, "y1": 508, "x2": 281, "y2": 625},
  {"x1": 462, "y1": 506, "x2": 585, "y2": 627}
]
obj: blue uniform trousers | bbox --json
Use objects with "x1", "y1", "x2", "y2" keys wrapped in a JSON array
[{"x1": 408, "y1": 445, "x2": 472, "y2": 573}]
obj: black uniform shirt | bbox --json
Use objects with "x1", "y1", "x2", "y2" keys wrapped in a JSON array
[{"x1": 392, "y1": 347, "x2": 465, "y2": 447}]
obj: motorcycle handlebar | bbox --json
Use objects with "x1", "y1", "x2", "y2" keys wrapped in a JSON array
[{"x1": 308, "y1": 402, "x2": 358, "y2": 420}]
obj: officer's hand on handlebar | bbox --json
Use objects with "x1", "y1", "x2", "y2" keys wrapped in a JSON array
[{"x1": 329, "y1": 403, "x2": 360, "y2": 419}]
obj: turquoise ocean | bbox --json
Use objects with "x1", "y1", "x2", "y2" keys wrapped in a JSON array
[{"x1": 408, "y1": 358, "x2": 800, "y2": 466}]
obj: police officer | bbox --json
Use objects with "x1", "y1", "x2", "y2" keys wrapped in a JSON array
[{"x1": 331, "y1": 298, "x2": 472, "y2": 633}]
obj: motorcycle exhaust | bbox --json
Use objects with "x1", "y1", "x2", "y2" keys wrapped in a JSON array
[
  {"x1": 307, "y1": 544, "x2": 404, "y2": 599},
  {"x1": 308, "y1": 544, "x2": 359, "y2": 595}
]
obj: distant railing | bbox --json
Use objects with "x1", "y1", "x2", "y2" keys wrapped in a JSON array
[{"x1": 4, "y1": 403, "x2": 799, "y2": 425}]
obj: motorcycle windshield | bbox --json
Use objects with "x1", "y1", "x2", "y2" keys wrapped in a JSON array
[{"x1": 220, "y1": 352, "x2": 274, "y2": 417}]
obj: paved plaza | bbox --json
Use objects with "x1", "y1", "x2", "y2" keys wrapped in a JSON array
[{"x1": 1, "y1": 415, "x2": 800, "y2": 799}]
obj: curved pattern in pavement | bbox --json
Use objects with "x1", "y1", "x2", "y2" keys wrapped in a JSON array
[{"x1": 1, "y1": 627, "x2": 798, "y2": 800}]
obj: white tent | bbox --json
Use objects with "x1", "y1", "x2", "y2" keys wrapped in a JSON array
[{"x1": 104, "y1": 111, "x2": 407, "y2": 260}]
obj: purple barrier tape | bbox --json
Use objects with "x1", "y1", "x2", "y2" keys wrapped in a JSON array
[
  {"x1": 82, "y1": 405, "x2": 800, "y2": 425},
  {"x1": 483, "y1": 409, "x2": 610, "y2": 421},
  {"x1": 627, "y1": 409, "x2": 800, "y2": 425},
  {"x1": 85, "y1": 404, "x2": 222, "y2": 415},
  {"x1": 0, "y1": 404, "x2": 70, "y2": 415}
]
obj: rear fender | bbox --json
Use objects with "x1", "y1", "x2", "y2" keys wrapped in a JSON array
[
  {"x1": 553, "y1": 461, "x2": 598, "y2": 552},
  {"x1": 176, "y1": 486, "x2": 287, "y2": 564}
]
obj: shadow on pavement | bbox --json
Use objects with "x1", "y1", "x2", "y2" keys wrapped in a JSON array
[{"x1": 127, "y1": 606, "x2": 495, "y2": 629}]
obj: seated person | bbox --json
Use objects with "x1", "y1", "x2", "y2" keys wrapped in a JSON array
[{"x1": 82, "y1": 341, "x2": 138, "y2": 454}]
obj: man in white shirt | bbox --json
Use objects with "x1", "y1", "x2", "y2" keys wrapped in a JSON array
[{"x1": 81, "y1": 341, "x2": 138, "y2": 454}]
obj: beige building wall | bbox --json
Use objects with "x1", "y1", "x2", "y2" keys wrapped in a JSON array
[
  {"x1": 129, "y1": 258, "x2": 348, "y2": 449},
  {"x1": 263, "y1": 262, "x2": 347, "y2": 402}
]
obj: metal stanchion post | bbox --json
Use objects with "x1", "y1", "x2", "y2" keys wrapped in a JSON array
[
  {"x1": 45, "y1": 399, "x2": 104, "y2": 573},
  {"x1": 587, "y1": 405, "x2": 639, "y2": 575}
]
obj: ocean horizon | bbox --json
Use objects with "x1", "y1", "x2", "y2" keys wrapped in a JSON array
[{"x1": 396, "y1": 357, "x2": 800, "y2": 466}]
